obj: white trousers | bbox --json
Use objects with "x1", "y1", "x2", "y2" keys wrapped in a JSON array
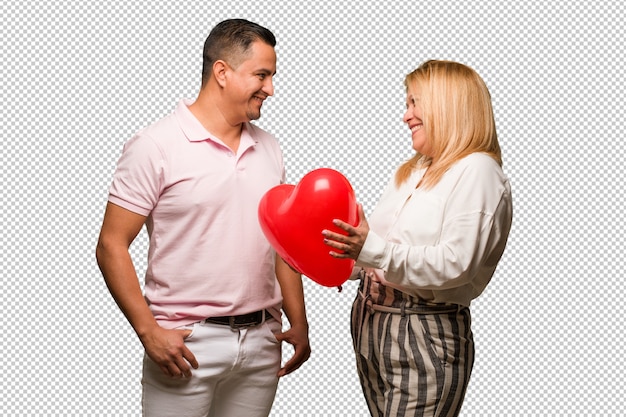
[{"x1": 142, "y1": 318, "x2": 282, "y2": 417}]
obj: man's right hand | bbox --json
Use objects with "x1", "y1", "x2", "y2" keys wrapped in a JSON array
[
  {"x1": 139, "y1": 326, "x2": 199, "y2": 378},
  {"x1": 96, "y1": 203, "x2": 199, "y2": 379}
]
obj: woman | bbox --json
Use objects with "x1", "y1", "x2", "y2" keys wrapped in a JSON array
[{"x1": 323, "y1": 60, "x2": 513, "y2": 417}]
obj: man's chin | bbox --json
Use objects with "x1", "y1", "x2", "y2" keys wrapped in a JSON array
[{"x1": 246, "y1": 111, "x2": 261, "y2": 121}]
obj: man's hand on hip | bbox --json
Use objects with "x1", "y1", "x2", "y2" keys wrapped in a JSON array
[{"x1": 139, "y1": 326, "x2": 199, "y2": 378}]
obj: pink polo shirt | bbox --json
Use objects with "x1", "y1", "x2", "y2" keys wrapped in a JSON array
[{"x1": 108, "y1": 99, "x2": 285, "y2": 329}]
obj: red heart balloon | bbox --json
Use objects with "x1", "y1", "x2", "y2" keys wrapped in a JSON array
[{"x1": 258, "y1": 168, "x2": 358, "y2": 287}]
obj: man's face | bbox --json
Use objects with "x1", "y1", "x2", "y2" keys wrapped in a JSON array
[{"x1": 225, "y1": 41, "x2": 276, "y2": 123}]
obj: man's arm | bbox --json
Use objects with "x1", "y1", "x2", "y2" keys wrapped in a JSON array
[
  {"x1": 273, "y1": 255, "x2": 311, "y2": 377},
  {"x1": 95, "y1": 202, "x2": 198, "y2": 378}
]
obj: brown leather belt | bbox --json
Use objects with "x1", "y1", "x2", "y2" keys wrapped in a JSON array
[{"x1": 205, "y1": 309, "x2": 270, "y2": 329}]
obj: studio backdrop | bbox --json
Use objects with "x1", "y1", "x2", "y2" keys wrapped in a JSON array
[{"x1": 2, "y1": 1, "x2": 625, "y2": 415}]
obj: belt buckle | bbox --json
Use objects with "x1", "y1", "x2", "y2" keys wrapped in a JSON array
[{"x1": 228, "y1": 311, "x2": 263, "y2": 329}]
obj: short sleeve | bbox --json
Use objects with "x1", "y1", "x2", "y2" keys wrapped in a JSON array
[{"x1": 108, "y1": 134, "x2": 167, "y2": 216}]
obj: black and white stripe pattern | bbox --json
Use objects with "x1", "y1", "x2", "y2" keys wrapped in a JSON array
[{"x1": 351, "y1": 279, "x2": 474, "y2": 417}]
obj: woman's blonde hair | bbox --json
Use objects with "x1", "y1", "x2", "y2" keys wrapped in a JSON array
[{"x1": 396, "y1": 60, "x2": 502, "y2": 188}]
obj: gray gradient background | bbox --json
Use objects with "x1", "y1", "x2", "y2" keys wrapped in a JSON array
[{"x1": 2, "y1": 0, "x2": 625, "y2": 415}]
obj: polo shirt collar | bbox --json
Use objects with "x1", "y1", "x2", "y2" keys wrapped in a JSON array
[{"x1": 175, "y1": 99, "x2": 258, "y2": 148}]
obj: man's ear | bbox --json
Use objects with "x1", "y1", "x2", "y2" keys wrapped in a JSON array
[{"x1": 213, "y1": 60, "x2": 228, "y2": 87}]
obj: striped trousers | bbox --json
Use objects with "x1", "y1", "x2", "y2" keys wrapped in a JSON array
[{"x1": 351, "y1": 279, "x2": 474, "y2": 417}]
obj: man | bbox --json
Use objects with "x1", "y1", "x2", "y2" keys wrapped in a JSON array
[{"x1": 96, "y1": 19, "x2": 310, "y2": 417}]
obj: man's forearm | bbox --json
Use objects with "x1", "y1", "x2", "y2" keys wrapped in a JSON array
[
  {"x1": 275, "y1": 256, "x2": 308, "y2": 328},
  {"x1": 96, "y1": 242, "x2": 158, "y2": 337}
]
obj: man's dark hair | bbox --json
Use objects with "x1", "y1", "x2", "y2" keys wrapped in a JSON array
[{"x1": 201, "y1": 19, "x2": 276, "y2": 87}]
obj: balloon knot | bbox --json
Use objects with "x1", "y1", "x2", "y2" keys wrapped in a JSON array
[{"x1": 337, "y1": 285, "x2": 343, "y2": 292}]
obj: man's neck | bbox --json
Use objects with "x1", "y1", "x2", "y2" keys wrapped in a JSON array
[{"x1": 189, "y1": 91, "x2": 243, "y2": 153}]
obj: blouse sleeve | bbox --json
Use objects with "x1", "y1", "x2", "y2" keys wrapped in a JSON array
[{"x1": 357, "y1": 156, "x2": 512, "y2": 290}]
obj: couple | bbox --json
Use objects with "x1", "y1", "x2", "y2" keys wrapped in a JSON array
[{"x1": 96, "y1": 19, "x2": 512, "y2": 417}]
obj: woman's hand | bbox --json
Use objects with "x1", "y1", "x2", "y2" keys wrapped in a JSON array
[{"x1": 322, "y1": 204, "x2": 369, "y2": 260}]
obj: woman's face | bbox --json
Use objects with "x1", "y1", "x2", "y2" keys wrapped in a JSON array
[{"x1": 403, "y1": 89, "x2": 433, "y2": 158}]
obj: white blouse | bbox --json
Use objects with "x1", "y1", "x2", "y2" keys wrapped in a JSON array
[{"x1": 356, "y1": 152, "x2": 513, "y2": 306}]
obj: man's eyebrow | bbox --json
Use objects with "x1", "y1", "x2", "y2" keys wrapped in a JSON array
[{"x1": 256, "y1": 68, "x2": 276, "y2": 75}]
